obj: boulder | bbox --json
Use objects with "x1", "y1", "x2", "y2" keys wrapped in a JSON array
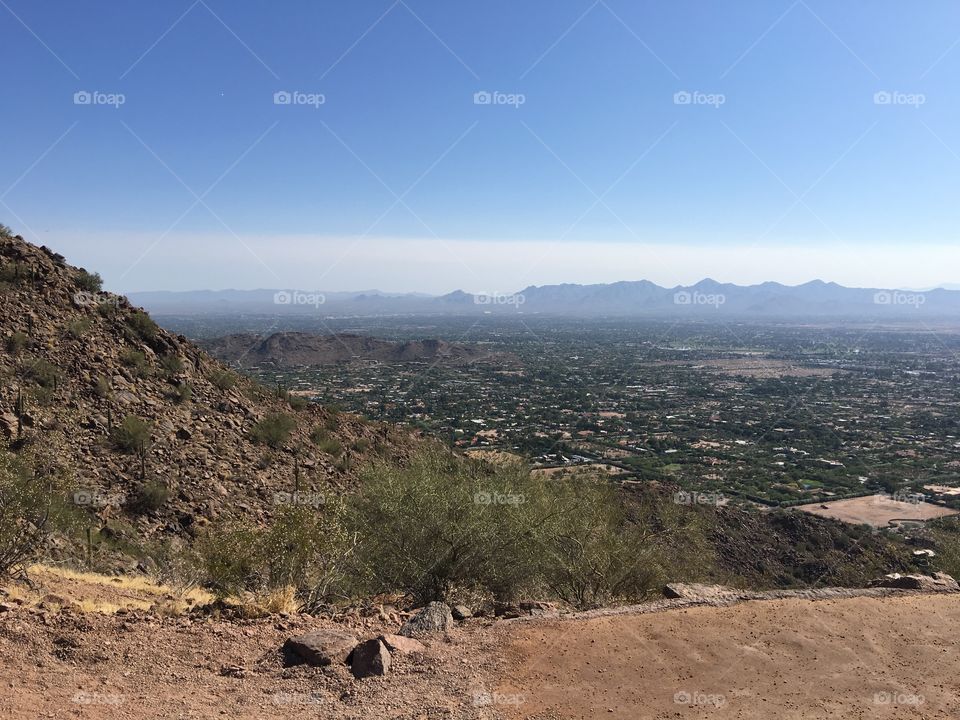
[
  {"x1": 871, "y1": 572, "x2": 960, "y2": 592},
  {"x1": 451, "y1": 604, "x2": 473, "y2": 621},
  {"x1": 399, "y1": 601, "x2": 453, "y2": 637},
  {"x1": 350, "y1": 639, "x2": 391, "y2": 678},
  {"x1": 380, "y1": 633, "x2": 426, "y2": 654},
  {"x1": 283, "y1": 629, "x2": 358, "y2": 666}
]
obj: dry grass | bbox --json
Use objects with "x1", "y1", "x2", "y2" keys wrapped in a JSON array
[{"x1": 0, "y1": 564, "x2": 214, "y2": 615}]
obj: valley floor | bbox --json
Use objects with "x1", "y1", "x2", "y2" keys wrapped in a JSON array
[{"x1": 1, "y1": 570, "x2": 958, "y2": 719}]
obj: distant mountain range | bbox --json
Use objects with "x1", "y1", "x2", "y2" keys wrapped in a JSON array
[
  {"x1": 129, "y1": 280, "x2": 960, "y2": 319},
  {"x1": 200, "y1": 332, "x2": 510, "y2": 367}
]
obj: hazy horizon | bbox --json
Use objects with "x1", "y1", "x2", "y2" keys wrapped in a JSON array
[{"x1": 5, "y1": 1, "x2": 960, "y2": 294}]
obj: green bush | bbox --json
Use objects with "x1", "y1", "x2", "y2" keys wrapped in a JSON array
[
  {"x1": 93, "y1": 376, "x2": 112, "y2": 399},
  {"x1": 5, "y1": 332, "x2": 28, "y2": 354},
  {"x1": 159, "y1": 353, "x2": 183, "y2": 376},
  {"x1": 288, "y1": 394, "x2": 308, "y2": 411},
  {"x1": 131, "y1": 480, "x2": 170, "y2": 514},
  {"x1": 65, "y1": 318, "x2": 92, "y2": 339},
  {"x1": 25, "y1": 360, "x2": 61, "y2": 388},
  {"x1": 111, "y1": 415, "x2": 151, "y2": 454},
  {"x1": 126, "y1": 311, "x2": 158, "y2": 341},
  {"x1": 250, "y1": 413, "x2": 296, "y2": 448},
  {"x1": 169, "y1": 383, "x2": 192, "y2": 405},
  {"x1": 208, "y1": 368, "x2": 237, "y2": 392},
  {"x1": 0, "y1": 445, "x2": 68, "y2": 579},
  {"x1": 310, "y1": 427, "x2": 342, "y2": 456},
  {"x1": 194, "y1": 520, "x2": 263, "y2": 598},
  {"x1": 75, "y1": 270, "x2": 103, "y2": 292},
  {"x1": 120, "y1": 347, "x2": 150, "y2": 377},
  {"x1": 0, "y1": 223, "x2": 12, "y2": 239}
]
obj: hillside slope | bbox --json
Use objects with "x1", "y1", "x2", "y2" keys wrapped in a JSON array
[
  {"x1": 0, "y1": 233, "x2": 414, "y2": 559},
  {"x1": 200, "y1": 332, "x2": 507, "y2": 367}
]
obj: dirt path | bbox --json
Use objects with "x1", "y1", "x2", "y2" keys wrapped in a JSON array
[
  {"x1": 3, "y1": 569, "x2": 959, "y2": 719},
  {"x1": 497, "y1": 593, "x2": 960, "y2": 719}
]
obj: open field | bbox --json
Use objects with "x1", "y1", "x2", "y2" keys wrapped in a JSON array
[{"x1": 797, "y1": 495, "x2": 960, "y2": 527}]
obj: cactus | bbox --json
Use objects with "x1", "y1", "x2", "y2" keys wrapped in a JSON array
[{"x1": 15, "y1": 388, "x2": 24, "y2": 439}]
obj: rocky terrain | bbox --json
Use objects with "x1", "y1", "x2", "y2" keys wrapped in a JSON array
[
  {"x1": 0, "y1": 233, "x2": 415, "y2": 558},
  {"x1": 1, "y1": 565, "x2": 958, "y2": 719},
  {"x1": 200, "y1": 332, "x2": 509, "y2": 368}
]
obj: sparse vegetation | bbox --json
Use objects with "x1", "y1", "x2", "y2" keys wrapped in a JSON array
[
  {"x1": 207, "y1": 368, "x2": 237, "y2": 392},
  {"x1": 169, "y1": 382, "x2": 192, "y2": 405},
  {"x1": 0, "y1": 445, "x2": 69, "y2": 580},
  {"x1": 25, "y1": 359, "x2": 61, "y2": 389},
  {"x1": 75, "y1": 270, "x2": 103, "y2": 293},
  {"x1": 159, "y1": 353, "x2": 183, "y2": 376},
  {"x1": 111, "y1": 415, "x2": 151, "y2": 454},
  {"x1": 125, "y1": 310, "x2": 159, "y2": 341},
  {"x1": 120, "y1": 347, "x2": 150, "y2": 377},
  {"x1": 65, "y1": 318, "x2": 92, "y2": 338},
  {"x1": 250, "y1": 413, "x2": 296, "y2": 448},
  {"x1": 310, "y1": 427, "x2": 342, "y2": 456},
  {"x1": 5, "y1": 331, "x2": 28, "y2": 354},
  {"x1": 131, "y1": 480, "x2": 170, "y2": 514}
]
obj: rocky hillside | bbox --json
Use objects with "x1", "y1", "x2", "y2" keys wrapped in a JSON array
[
  {"x1": 0, "y1": 232, "x2": 415, "y2": 552},
  {"x1": 200, "y1": 332, "x2": 509, "y2": 368}
]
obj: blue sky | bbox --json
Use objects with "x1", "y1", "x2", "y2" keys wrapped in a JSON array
[{"x1": 3, "y1": 0, "x2": 960, "y2": 292}]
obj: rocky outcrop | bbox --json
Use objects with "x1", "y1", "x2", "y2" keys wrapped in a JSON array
[
  {"x1": 399, "y1": 602, "x2": 454, "y2": 637},
  {"x1": 283, "y1": 629, "x2": 358, "y2": 666}
]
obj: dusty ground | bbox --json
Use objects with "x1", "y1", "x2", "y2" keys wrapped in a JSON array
[
  {"x1": 797, "y1": 494, "x2": 959, "y2": 527},
  {"x1": 2, "y1": 568, "x2": 959, "y2": 719},
  {"x1": 498, "y1": 593, "x2": 960, "y2": 719}
]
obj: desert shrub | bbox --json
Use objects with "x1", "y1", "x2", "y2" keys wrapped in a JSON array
[
  {"x1": 25, "y1": 359, "x2": 61, "y2": 388},
  {"x1": 0, "y1": 445, "x2": 69, "y2": 579},
  {"x1": 310, "y1": 427, "x2": 342, "y2": 456},
  {"x1": 169, "y1": 383, "x2": 192, "y2": 405},
  {"x1": 158, "y1": 353, "x2": 183, "y2": 376},
  {"x1": 346, "y1": 447, "x2": 688, "y2": 608},
  {"x1": 125, "y1": 311, "x2": 158, "y2": 341},
  {"x1": 194, "y1": 520, "x2": 263, "y2": 598},
  {"x1": 65, "y1": 318, "x2": 92, "y2": 339},
  {"x1": 251, "y1": 413, "x2": 296, "y2": 448},
  {"x1": 0, "y1": 223, "x2": 12, "y2": 239},
  {"x1": 120, "y1": 347, "x2": 150, "y2": 377},
  {"x1": 75, "y1": 270, "x2": 103, "y2": 292},
  {"x1": 5, "y1": 331, "x2": 28, "y2": 354},
  {"x1": 288, "y1": 394, "x2": 308, "y2": 411},
  {"x1": 261, "y1": 502, "x2": 356, "y2": 607},
  {"x1": 208, "y1": 368, "x2": 237, "y2": 392},
  {"x1": 347, "y1": 446, "x2": 539, "y2": 603},
  {"x1": 93, "y1": 376, "x2": 112, "y2": 399},
  {"x1": 111, "y1": 415, "x2": 151, "y2": 454},
  {"x1": 131, "y1": 480, "x2": 170, "y2": 514},
  {"x1": 351, "y1": 438, "x2": 371, "y2": 453}
]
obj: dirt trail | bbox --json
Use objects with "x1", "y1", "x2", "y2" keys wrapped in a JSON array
[
  {"x1": 498, "y1": 593, "x2": 960, "y2": 719},
  {"x1": 3, "y1": 569, "x2": 959, "y2": 719}
]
